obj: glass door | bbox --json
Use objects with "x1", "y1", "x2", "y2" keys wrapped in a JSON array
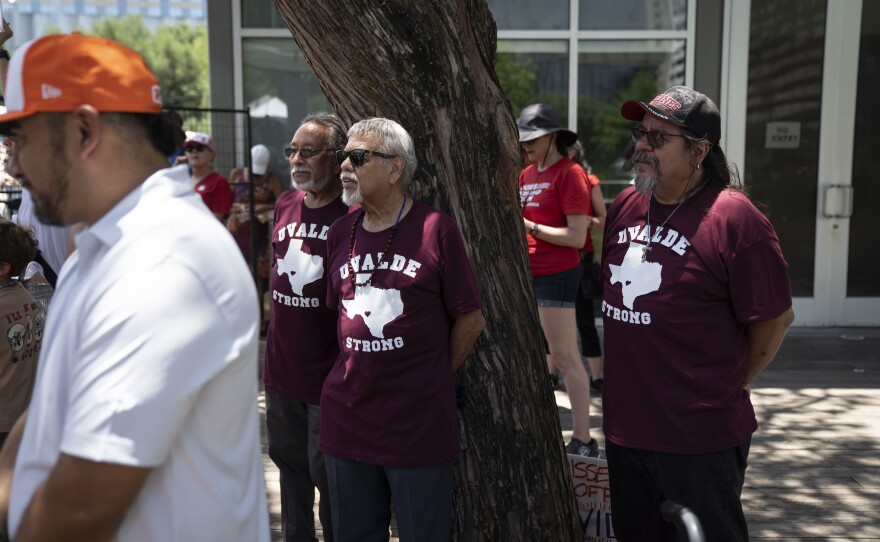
[
  {"x1": 734, "y1": 0, "x2": 877, "y2": 325},
  {"x1": 844, "y1": 0, "x2": 880, "y2": 321}
]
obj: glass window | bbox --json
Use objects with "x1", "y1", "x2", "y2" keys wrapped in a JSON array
[
  {"x1": 82, "y1": 0, "x2": 120, "y2": 16},
  {"x1": 241, "y1": 0, "x2": 286, "y2": 29},
  {"x1": 128, "y1": 0, "x2": 163, "y2": 18},
  {"x1": 579, "y1": 0, "x2": 687, "y2": 31},
  {"x1": 497, "y1": 40, "x2": 570, "y2": 127},
  {"x1": 61, "y1": 0, "x2": 78, "y2": 16},
  {"x1": 169, "y1": 1, "x2": 205, "y2": 19},
  {"x1": 744, "y1": 0, "x2": 826, "y2": 297},
  {"x1": 488, "y1": 0, "x2": 569, "y2": 31},
  {"x1": 242, "y1": 39, "x2": 332, "y2": 183},
  {"x1": 575, "y1": 40, "x2": 686, "y2": 200}
]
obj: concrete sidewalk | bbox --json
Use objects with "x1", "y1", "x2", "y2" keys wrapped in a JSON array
[{"x1": 262, "y1": 327, "x2": 880, "y2": 540}]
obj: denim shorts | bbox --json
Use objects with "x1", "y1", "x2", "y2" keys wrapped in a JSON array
[{"x1": 533, "y1": 266, "x2": 579, "y2": 308}]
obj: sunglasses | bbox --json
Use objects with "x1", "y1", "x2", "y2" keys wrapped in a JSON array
[
  {"x1": 284, "y1": 147, "x2": 332, "y2": 159},
  {"x1": 185, "y1": 145, "x2": 208, "y2": 153},
  {"x1": 335, "y1": 149, "x2": 396, "y2": 167},
  {"x1": 630, "y1": 127, "x2": 690, "y2": 149}
]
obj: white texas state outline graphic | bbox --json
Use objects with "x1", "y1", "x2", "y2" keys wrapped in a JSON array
[
  {"x1": 608, "y1": 242, "x2": 662, "y2": 309},
  {"x1": 276, "y1": 239, "x2": 324, "y2": 295},
  {"x1": 342, "y1": 277, "x2": 404, "y2": 339}
]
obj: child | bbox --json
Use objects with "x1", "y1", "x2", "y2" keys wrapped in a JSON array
[{"x1": 0, "y1": 218, "x2": 41, "y2": 448}]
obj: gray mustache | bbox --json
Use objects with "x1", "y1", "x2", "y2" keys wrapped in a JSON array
[{"x1": 632, "y1": 151, "x2": 658, "y2": 168}]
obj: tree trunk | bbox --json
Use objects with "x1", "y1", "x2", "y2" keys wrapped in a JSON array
[{"x1": 272, "y1": 1, "x2": 580, "y2": 540}]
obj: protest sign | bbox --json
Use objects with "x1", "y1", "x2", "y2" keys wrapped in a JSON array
[{"x1": 568, "y1": 453, "x2": 615, "y2": 541}]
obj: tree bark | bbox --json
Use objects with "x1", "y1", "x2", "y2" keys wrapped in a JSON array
[{"x1": 272, "y1": 1, "x2": 580, "y2": 540}]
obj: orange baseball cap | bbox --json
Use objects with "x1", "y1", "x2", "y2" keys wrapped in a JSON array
[{"x1": 0, "y1": 32, "x2": 162, "y2": 125}]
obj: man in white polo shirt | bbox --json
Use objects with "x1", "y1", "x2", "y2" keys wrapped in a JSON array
[{"x1": 0, "y1": 33, "x2": 269, "y2": 541}]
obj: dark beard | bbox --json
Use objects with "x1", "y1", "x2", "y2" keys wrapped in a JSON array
[
  {"x1": 31, "y1": 182, "x2": 68, "y2": 226},
  {"x1": 33, "y1": 125, "x2": 71, "y2": 226}
]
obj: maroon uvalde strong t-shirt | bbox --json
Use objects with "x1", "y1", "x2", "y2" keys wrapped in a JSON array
[
  {"x1": 263, "y1": 190, "x2": 349, "y2": 404},
  {"x1": 602, "y1": 184, "x2": 792, "y2": 454},
  {"x1": 321, "y1": 201, "x2": 482, "y2": 468}
]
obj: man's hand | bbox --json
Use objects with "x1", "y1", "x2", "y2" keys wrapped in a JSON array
[
  {"x1": 743, "y1": 307, "x2": 795, "y2": 388},
  {"x1": 451, "y1": 309, "x2": 485, "y2": 371}
]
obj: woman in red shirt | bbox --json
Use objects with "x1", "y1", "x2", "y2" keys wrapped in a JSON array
[
  {"x1": 185, "y1": 132, "x2": 233, "y2": 222},
  {"x1": 517, "y1": 104, "x2": 599, "y2": 458}
]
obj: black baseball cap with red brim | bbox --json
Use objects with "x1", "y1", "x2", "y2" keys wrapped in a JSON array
[{"x1": 621, "y1": 86, "x2": 721, "y2": 146}]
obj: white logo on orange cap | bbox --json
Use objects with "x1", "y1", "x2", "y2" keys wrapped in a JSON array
[
  {"x1": 151, "y1": 85, "x2": 162, "y2": 106},
  {"x1": 41, "y1": 84, "x2": 62, "y2": 100}
]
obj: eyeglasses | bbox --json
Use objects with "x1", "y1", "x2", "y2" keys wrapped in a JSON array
[
  {"x1": 284, "y1": 147, "x2": 332, "y2": 159},
  {"x1": 335, "y1": 149, "x2": 396, "y2": 167},
  {"x1": 630, "y1": 127, "x2": 690, "y2": 149},
  {"x1": 185, "y1": 145, "x2": 207, "y2": 153}
]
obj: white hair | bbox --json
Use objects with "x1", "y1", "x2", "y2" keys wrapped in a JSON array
[{"x1": 348, "y1": 117, "x2": 417, "y2": 187}]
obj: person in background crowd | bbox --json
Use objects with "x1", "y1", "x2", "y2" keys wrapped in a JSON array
[
  {"x1": 568, "y1": 140, "x2": 607, "y2": 393},
  {"x1": 264, "y1": 112, "x2": 349, "y2": 542},
  {"x1": 322, "y1": 117, "x2": 484, "y2": 542},
  {"x1": 517, "y1": 103, "x2": 599, "y2": 458},
  {"x1": 0, "y1": 219, "x2": 40, "y2": 451},
  {"x1": 186, "y1": 131, "x2": 233, "y2": 221},
  {"x1": 228, "y1": 144, "x2": 283, "y2": 314},
  {"x1": 602, "y1": 85, "x2": 794, "y2": 541},
  {"x1": 0, "y1": 33, "x2": 269, "y2": 541}
]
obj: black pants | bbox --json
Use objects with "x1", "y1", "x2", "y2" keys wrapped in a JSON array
[
  {"x1": 265, "y1": 389, "x2": 333, "y2": 542},
  {"x1": 575, "y1": 252, "x2": 602, "y2": 358},
  {"x1": 605, "y1": 439, "x2": 750, "y2": 542},
  {"x1": 325, "y1": 455, "x2": 452, "y2": 542}
]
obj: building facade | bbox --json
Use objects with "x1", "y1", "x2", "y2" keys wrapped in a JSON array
[
  {"x1": 28, "y1": 0, "x2": 870, "y2": 326},
  {"x1": 2, "y1": 0, "x2": 205, "y2": 41},
  {"x1": 209, "y1": 0, "x2": 877, "y2": 327}
]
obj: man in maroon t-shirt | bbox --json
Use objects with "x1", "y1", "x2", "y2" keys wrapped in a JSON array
[
  {"x1": 323, "y1": 118, "x2": 485, "y2": 542},
  {"x1": 602, "y1": 86, "x2": 794, "y2": 541},
  {"x1": 264, "y1": 112, "x2": 348, "y2": 542}
]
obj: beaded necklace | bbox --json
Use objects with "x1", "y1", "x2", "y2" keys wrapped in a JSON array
[{"x1": 347, "y1": 193, "x2": 407, "y2": 288}]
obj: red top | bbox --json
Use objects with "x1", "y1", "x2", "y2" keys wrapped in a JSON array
[
  {"x1": 194, "y1": 172, "x2": 233, "y2": 217},
  {"x1": 581, "y1": 172, "x2": 601, "y2": 253},
  {"x1": 519, "y1": 157, "x2": 592, "y2": 276}
]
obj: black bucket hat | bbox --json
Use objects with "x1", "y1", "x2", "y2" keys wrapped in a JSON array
[
  {"x1": 620, "y1": 86, "x2": 721, "y2": 146},
  {"x1": 517, "y1": 103, "x2": 578, "y2": 146}
]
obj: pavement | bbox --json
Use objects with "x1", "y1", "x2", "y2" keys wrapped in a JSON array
[{"x1": 261, "y1": 326, "x2": 880, "y2": 541}]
